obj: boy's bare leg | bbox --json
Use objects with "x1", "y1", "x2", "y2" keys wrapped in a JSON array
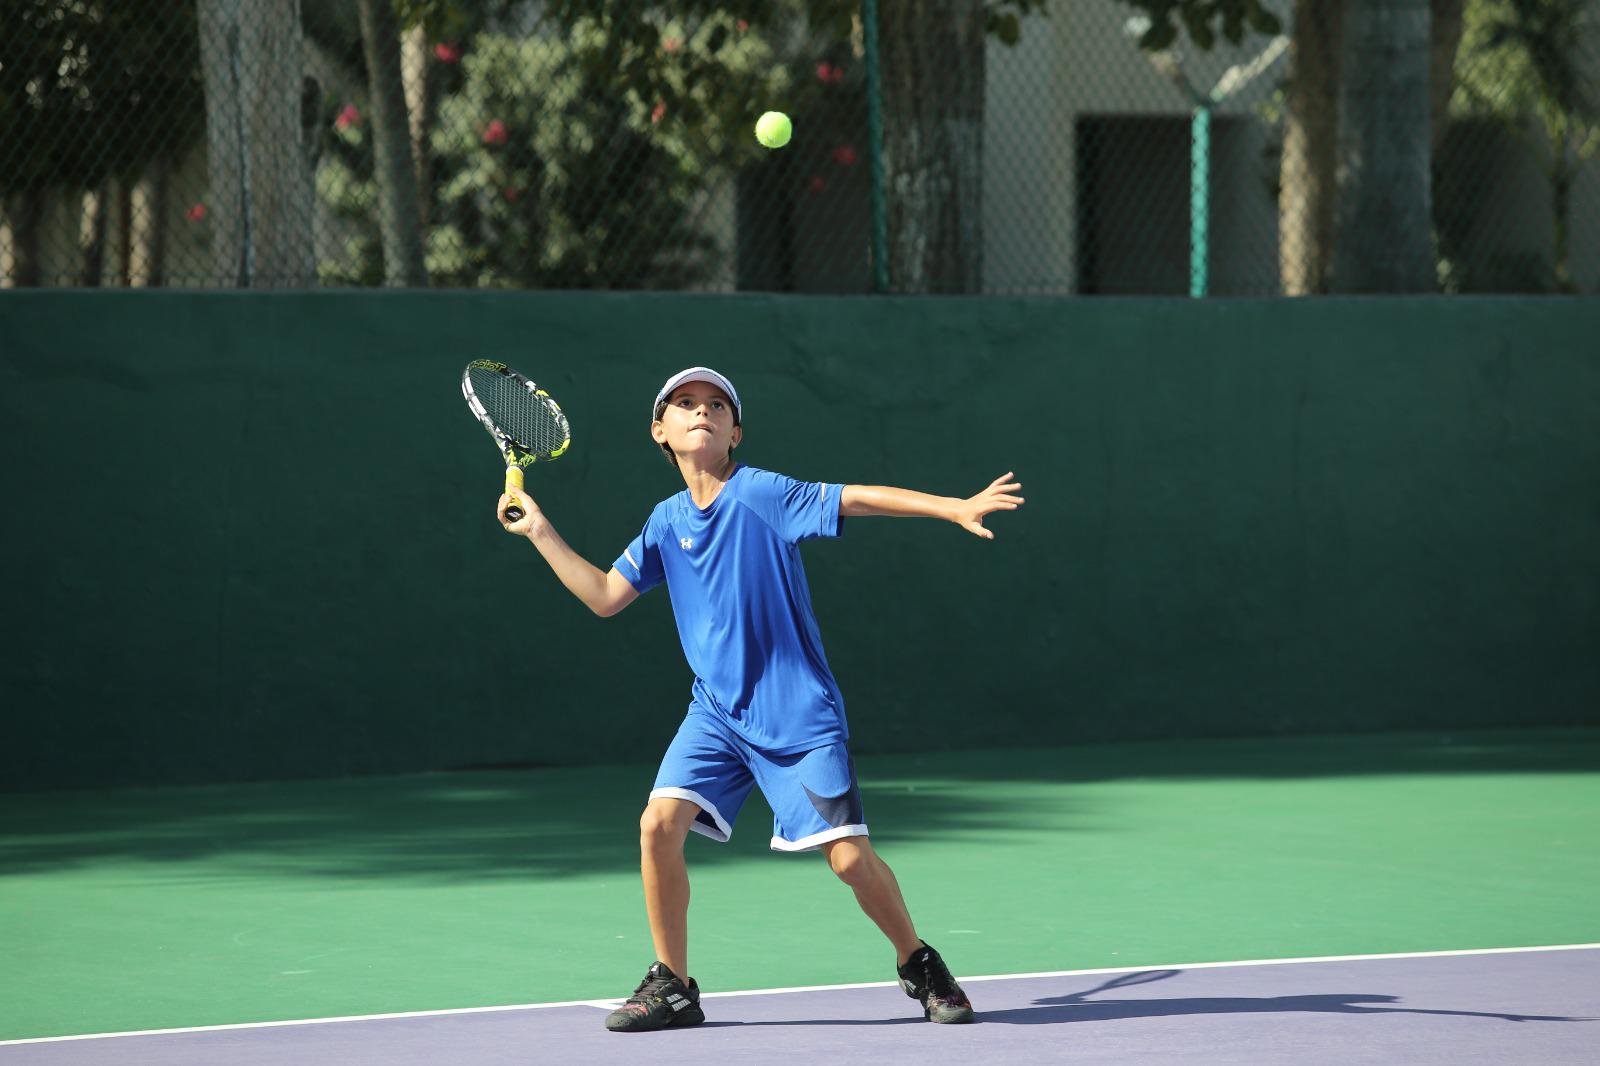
[
  {"x1": 639, "y1": 797, "x2": 701, "y2": 980},
  {"x1": 821, "y1": 835, "x2": 924, "y2": 965}
]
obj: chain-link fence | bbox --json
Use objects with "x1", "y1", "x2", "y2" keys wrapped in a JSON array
[{"x1": 3, "y1": 0, "x2": 1597, "y2": 294}]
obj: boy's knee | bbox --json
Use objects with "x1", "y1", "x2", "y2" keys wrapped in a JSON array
[
  {"x1": 827, "y1": 839, "x2": 875, "y2": 888},
  {"x1": 636, "y1": 793, "x2": 700, "y2": 851},
  {"x1": 639, "y1": 801, "x2": 692, "y2": 852}
]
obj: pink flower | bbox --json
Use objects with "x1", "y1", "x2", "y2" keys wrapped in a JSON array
[
  {"x1": 433, "y1": 41, "x2": 461, "y2": 64},
  {"x1": 186, "y1": 203, "x2": 207, "y2": 222},
  {"x1": 736, "y1": 19, "x2": 749, "y2": 32},
  {"x1": 831, "y1": 143, "x2": 858, "y2": 167},
  {"x1": 503, "y1": 186, "x2": 520, "y2": 204},
  {"x1": 829, "y1": 65, "x2": 845, "y2": 84},
  {"x1": 808, "y1": 175, "x2": 826, "y2": 194},
  {"x1": 482, "y1": 119, "x2": 508, "y2": 146},
  {"x1": 334, "y1": 104, "x2": 360, "y2": 130},
  {"x1": 662, "y1": 35, "x2": 682, "y2": 54},
  {"x1": 651, "y1": 100, "x2": 667, "y2": 125},
  {"x1": 816, "y1": 62, "x2": 834, "y2": 83}
]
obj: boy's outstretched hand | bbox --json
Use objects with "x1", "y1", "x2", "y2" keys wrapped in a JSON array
[{"x1": 956, "y1": 472, "x2": 1024, "y2": 539}]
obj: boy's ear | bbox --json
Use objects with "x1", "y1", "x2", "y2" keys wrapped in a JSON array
[
  {"x1": 651, "y1": 420, "x2": 668, "y2": 445},
  {"x1": 731, "y1": 424, "x2": 743, "y2": 450}
]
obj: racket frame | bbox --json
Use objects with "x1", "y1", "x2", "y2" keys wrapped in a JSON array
[{"x1": 462, "y1": 360, "x2": 571, "y2": 522}]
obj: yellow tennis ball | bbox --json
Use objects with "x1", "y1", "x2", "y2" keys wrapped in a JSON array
[{"x1": 755, "y1": 111, "x2": 792, "y2": 149}]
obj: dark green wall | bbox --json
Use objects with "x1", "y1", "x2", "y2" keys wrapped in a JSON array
[{"x1": 2, "y1": 291, "x2": 1596, "y2": 790}]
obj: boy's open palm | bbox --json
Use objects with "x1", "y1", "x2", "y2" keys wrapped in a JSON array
[{"x1": 958, "y1": 473, "x2": 1024, "y2": 539}]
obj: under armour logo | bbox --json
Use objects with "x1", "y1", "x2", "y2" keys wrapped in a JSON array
[{"x1": 680, "y1": 537, "x2": 694, "y2": 550}]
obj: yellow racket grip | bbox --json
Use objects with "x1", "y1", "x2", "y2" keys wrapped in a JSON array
[{"x1": 503, "y1": 466, "x2": 526, "y2": 523}]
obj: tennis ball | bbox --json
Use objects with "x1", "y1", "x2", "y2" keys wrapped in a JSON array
[{"x1": 755, "y1": 111, "x2": 792, "y2": 149}]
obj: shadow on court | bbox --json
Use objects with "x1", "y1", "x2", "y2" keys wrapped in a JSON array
[
  {"x1": 697, "y1": 969, "x2": 1591, "y2": 1029},
  {"x1": 990, "y1": 968, "x2": 1590, "y2": 1025},
  {"x1": 2, "y1": 728, "x2": 1596, "y2": 881}
]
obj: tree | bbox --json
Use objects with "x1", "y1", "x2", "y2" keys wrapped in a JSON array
[
  {"x1": 196, "y1": 0, "x2": 316, "y2": 286},
  {"x1": 356, "y1": 0, "x2": 429, "y2": 285},
  {"x1": 0, "y1": 0, "x2": 204, "y2": 286},
  {"x1": 1332, "y1": 0, "x2": 1436, "y2": 292},
  {"x1": 534, "y1": 0, "x2": 1038, "y2": 293},
  {"x1": 315, "y1": 7, "x2": 795, "y2": 288},
  {"x1": 1279, "y1": 0, "x2": 1342, "y2": 294},
  {"x1": 876, "y1": 0, "x2": 987, "y2": 292},
  {"x1": 1125, "y1": 0, "x2": 1466, "y2": 294},
  {"x1": 1454, "y1": 0, "x2": 1600, "y2": 292},
  {"x1": 307, "y1": 0, "x2": 1046, "y2": 291}
]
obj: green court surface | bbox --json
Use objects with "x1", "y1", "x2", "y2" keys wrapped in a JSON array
[{"x1": 3, "y1": 729, "x2": 1597, "y2": 1042}]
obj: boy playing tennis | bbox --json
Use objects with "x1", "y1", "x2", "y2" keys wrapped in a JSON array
[{"x1": 498, "y1": 367, "x2": 1023, "y2": 1031}]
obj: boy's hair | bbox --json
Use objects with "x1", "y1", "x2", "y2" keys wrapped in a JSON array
[{"x1": 653, "y1": 398, "x2": 741, "y2": 467}]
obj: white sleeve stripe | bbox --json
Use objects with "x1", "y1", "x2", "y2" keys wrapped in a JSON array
[{"x1": 624, "y1": 548, "x2": 640, "y2": 574}]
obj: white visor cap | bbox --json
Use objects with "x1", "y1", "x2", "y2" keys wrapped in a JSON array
[{"x1": 653, "y1": 367, "x2": 742, "y2": 422}]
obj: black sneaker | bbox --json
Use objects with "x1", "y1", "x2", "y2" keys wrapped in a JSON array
[
  {"x1": 897, "y1": 942, "x2": 976, "y2": 1023},
  {"x1": 604, "y1": 962, "x2": 705, "y2": 1032}
]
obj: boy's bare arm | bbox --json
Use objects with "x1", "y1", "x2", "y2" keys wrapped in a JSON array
[
  {"x1": 840, "y1": 472, "x2": 1024, "y2": 540},
  {"x1": 498, "y1": 488, "x2": 639, "y2": 617}
]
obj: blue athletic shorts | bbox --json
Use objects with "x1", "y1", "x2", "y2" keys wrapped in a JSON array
[{"x1": 650, "y1": 711, "x2": 868, "y2": 852}]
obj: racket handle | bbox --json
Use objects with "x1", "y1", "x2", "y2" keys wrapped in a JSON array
[{"x1": 503, "y1": 466, "x2": 525, "y2": 523}]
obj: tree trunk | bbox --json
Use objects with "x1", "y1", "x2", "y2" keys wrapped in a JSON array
[
  {"x1": 401, "y1": 23, "x2": 440, "y2": 227},
  {"x1": 357, "y1": 0, "x2": 429, "y2": 287},
  {"x1": 878, "y1": 0, "x2": 985, "y2": 294},
  {"x1": 115, "y1": 178, "x2": 134, "y2": 288},
  {"x1": 1429, "y1": 0, "x2": 1466, "y2": 151},
  {"x1": 1279, "y1": 0, "x2": 1343, "y2": 295},
  {"x1": 8, "y1": 191, "x2": 46, "y2": 287},
  {"x1": 197, "y1": 0, "x2": 315, "y2": 287},
  {"x1": 1551, "y1": 146, "x2": 1575, "y2": 292},
  {"x1": 1332, "y1": 0, "x2": 1435, "y2": 293},
  {"x1": 133, "y1": 156, "x2": 172, "y2": 287},
  {"x1": 83, "y1": 184, "x2": 109, "y2": 287}
]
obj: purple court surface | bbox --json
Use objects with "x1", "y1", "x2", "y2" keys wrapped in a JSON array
[{"x1": 3, "y1": 946, "x2": 1594, "y2": 1065}]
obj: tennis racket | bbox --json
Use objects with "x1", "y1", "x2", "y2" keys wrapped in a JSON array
[{"x1": 461, "y1": 360, "x2": 571, "y2": 523}]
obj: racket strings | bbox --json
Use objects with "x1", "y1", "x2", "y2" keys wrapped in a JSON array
[{"x1": 471, "y1": 369, "x2": 567, "y2": 457}]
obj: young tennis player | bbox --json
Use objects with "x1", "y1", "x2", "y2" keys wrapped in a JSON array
[{"x1": 498, "y1": 367, "x2": 1023, "y2": 1032}]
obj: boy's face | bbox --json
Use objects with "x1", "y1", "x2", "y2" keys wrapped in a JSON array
[{"x1": 652, "y1": 381, "x2": 742, "y2": 464}]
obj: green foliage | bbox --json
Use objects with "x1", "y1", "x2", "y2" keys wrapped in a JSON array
[
  {"x1": 430, "y1": 25, "x2": 750, "y2": 287},
  {"x1": 0, "y1": 0, "x2": 203, "y2": 194},
  {"x1": 318, "y1": 9, "x2": 793, "y2": 287},
  {"x1": 987, "y1": 1, "x2": 1051, "y2": 47},
  {"x1": 1454, "y1": 0, "x2": 1599, "y2": 142},
  {"x1": 314, "y1": 0, "x2": 1065, "y2": 287},
  {"x1": 1121, "y1": 0, "x2": 1282, "y2": 52},
  {"x1": 1450, "y1": 0, "x2": 1599, "y2": 292}
]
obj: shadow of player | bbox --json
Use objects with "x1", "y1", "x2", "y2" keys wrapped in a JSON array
[
  {"x1": 698, "y1": 968, "x2": 1591, "y2": 1028},
  {"x1": 982, "y1": 968, "x2": 1591, "y2": 1026}
]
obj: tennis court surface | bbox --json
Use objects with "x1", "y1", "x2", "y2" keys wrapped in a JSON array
[
  {"x1": 4, "y1": 947, "x2": 1595, "y2": 1064},
  {"x1": 4, "y1": 731, "x2": 1597, "y2": 1063}
]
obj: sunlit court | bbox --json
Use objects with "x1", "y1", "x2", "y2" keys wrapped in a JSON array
[{"x1": 2, "y1": 1, "x2": 1598, "y2": 1063}]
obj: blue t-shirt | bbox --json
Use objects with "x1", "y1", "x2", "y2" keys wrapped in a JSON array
[{"x1": 613, "y1": 465, "x2": 847, "y2": 754}]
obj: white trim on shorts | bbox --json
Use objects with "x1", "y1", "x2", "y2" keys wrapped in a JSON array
[
  {"x1": 650, "y1": 787, "x2": 734, "y2": 843},
  {"x1": 769, "y1": 823, "x2": 869, "y2": 853}
]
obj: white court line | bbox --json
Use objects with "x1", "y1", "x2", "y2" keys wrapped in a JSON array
[{"x1": 4, "y1": 942, "x2": 1596, "y2": 1047}]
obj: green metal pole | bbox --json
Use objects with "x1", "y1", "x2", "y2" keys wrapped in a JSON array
[
  {"x1": 1190, "y1": 104, "x2": 1210, "y2": 298},
  {"x1": 862, "y1": 0, "x2": 889, "y2": 294}
]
